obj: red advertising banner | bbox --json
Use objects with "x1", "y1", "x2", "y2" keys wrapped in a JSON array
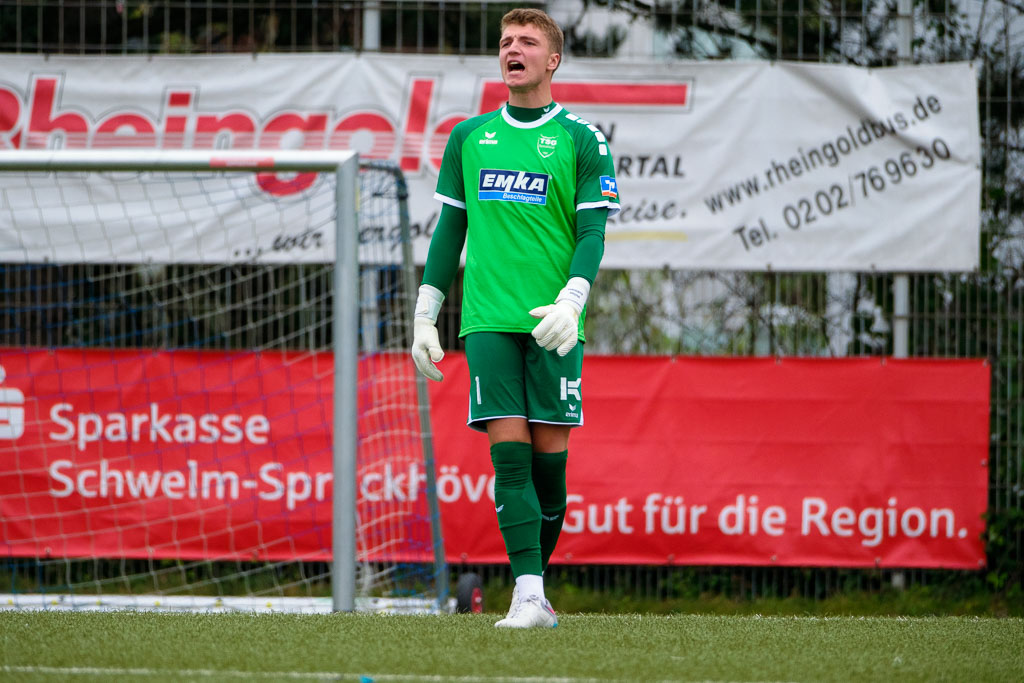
[
  {"x1": 0, "y1": 349, "x2": 338, "y2": 561},
  {"x1": 0, "y1": 350, "x2": 989, "y2": 568},
  {"x1": 430, "y1": 355, "x2": 990, "y2": 569}
]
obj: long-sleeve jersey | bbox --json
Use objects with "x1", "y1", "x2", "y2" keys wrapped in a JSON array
[{"x1": 427, "y1": 102, "x2": 620, "y2": 339}]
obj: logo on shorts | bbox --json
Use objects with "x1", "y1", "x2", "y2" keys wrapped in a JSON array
[
  {"x1": 560, "y1": 377, "x2": 581, "y2": 401},
  {"x1": 478, "y1": 169, "x2": 549, "y2": 205},
  {"x1": 560, "y1": 377, "x2": 581, "y2": 402},
  {"x1": 560, "y1": 377, "x2": 581, "y2": 418}
]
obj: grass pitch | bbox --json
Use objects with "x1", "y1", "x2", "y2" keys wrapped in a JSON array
[{"x1": 1, "y1": 611, "x2": 1022, "y2": 682}]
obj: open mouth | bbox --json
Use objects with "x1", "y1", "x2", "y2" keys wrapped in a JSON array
[{"x1": 507, "y1": 61, "x2": 526, "y2": 73}]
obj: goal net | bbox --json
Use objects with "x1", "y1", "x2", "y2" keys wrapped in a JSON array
[{"x1": 0, "y1": 150, "x2": 447, "y2": 613}]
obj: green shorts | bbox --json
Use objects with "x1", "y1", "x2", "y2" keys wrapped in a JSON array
[{"x1": 463, "y1": 331, "x2": 584, "y2": 432}]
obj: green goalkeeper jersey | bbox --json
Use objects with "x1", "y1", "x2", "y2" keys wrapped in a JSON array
[{"x1": 434, "y1": 103, "x2": 620, "y2": 338}]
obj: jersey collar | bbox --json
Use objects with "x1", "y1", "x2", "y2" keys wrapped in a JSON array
[{"x1": 500, "y1": 103, "x2": 563, "y2": 129}]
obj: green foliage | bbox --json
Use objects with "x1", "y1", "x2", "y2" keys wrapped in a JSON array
[
  {"x1": 986, "y1": 507, "x2": 1024, "y2": 594},
  {"x1": 565, "y1": 0, "x2": 979, "y2": 63},
  {"x1": 537, "y1": 583, "x2": 1022, "y2": 617}
]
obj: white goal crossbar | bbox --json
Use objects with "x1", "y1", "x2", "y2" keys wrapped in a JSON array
[{"x1": 0, "y1": 149, "x2": 366, "y2": 612}]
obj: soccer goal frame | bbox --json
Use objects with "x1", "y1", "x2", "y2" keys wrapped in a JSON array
[{"x1": 0, "y1": 149, "x2": 446, "y2": 614}]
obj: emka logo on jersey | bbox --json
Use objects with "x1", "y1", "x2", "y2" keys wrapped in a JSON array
[
  {"x1": 600, "y1": 176, "x2": 618, "y2": 199},
  {"x1": 478, "y1": 169, "x2": 549, "y2": 205}
]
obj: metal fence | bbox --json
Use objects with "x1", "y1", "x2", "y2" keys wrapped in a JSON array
[
  {"x1": 0, "y1": 0, "x2": 534, "y2": 54},
  {"x1": 0, "y1": 0, "x2": 1008, "y2": 62},
  {"x1": 0, "y1": 0, "x2": 1020, "y2": 603}
]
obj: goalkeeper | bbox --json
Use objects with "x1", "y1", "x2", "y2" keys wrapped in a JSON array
[{"x1": 411, "y1": 8, "x2": 619, "y2": 629}]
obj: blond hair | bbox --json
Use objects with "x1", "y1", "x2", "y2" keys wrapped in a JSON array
[{"x1": 500, "y1": 8, "x2": 564, "y2": 58}]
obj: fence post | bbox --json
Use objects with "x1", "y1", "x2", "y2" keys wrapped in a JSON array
[
  {"x1": 890, "y1": 0, "x2": 915, "y2": 594},
  {"x1": 363, "y1": 1, "x2": 381, "y2": 51}
]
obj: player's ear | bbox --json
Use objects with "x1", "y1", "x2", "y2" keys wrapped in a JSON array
[{"x1": 548, "y1": 52, "x2": 561, "y2": 72}]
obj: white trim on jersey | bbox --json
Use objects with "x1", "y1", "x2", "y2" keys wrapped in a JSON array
[
  {"x1": 434, "y1": 192, "x2": 467, "y2": 209},
  {"x1": 577, "y1": 199, "x2": 621, "y2": 217},
  {"x1": 500, "y1": 104, "x2": 564, "y2": 129}
]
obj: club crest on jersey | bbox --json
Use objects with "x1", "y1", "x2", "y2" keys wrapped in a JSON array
[
  {"x1": 537, "y1": 135, "x2": 558, "y2": 158},
  {"x1": 478, "y1": 169, "x2": 549, "y2": 205},
  {"x1": 600, "y1": 175, "x2": 618, "y2": 199}
]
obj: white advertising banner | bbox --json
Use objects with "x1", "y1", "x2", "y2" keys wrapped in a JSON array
[{"x1": 0, "y1": 54, "x2": 980, "y2": 270}]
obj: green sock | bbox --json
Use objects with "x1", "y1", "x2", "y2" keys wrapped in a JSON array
[
  {"x1": 490, "y1": 441, "x2": 542, "y2": 578},
  {"x1": 532, "y1": 449, "x2": 568, "y2": 572}
]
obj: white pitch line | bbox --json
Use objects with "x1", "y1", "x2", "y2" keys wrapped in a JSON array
[
  {"x1": 4, "y1": 667, "x2": 338, "y2": 680},
  {"x1": 1, "y1": 666, "x2": 699, "y2": 683}
]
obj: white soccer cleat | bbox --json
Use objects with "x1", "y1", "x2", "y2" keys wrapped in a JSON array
[
  {"x1": 493, "y1": 586, "x2": 520, "y2": 627},
  {"x1": 493, "y1": 594, "x2": 558, "y2": 629},
  {"x1": 502, "y1": 586, "x2": 520, "y2": 618}
]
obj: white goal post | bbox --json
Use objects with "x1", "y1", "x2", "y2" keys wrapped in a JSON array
[{"x1": 0, "y1": 149, "x2": 448, "y2": 613}]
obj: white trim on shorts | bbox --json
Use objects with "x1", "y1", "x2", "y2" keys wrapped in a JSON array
[
  {"x1": 467, "y1": 413, "x2": 527, "y2": 426},
  {"x1": 529, "y1": 416, "x2": 584, "y2": 428},
  {"x1": 466, "y1": 384, "x2": 528, "y2": 431},
  {"x1": 466, "y1": 415, "x2": 583, "y2": 433}
]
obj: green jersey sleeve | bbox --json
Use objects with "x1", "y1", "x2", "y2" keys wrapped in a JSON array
[
  {"x1": 556, "y1": 112, "x2": 621, "y2": 217},
  {"x1": 421, "y1": 203, "x2": 468, "y2": 294},
  {"x1": 434, "y1": 111, "x2": 502, "y2": 209},
  {"x1": 570, "y1": 222, "x2": 606, "y2": 284}
]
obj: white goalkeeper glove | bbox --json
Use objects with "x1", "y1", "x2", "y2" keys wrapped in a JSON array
[
  {"x1": 411, "y1": 284, "x2": 445, "y2": 382},
  {"x1": 529, "y1": 277, "x2": 591, "y2": 357}
]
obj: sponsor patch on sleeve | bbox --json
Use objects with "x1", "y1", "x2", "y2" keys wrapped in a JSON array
[{"x1": 600, "y1": 176, "x2": 618, "y2": 199}]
